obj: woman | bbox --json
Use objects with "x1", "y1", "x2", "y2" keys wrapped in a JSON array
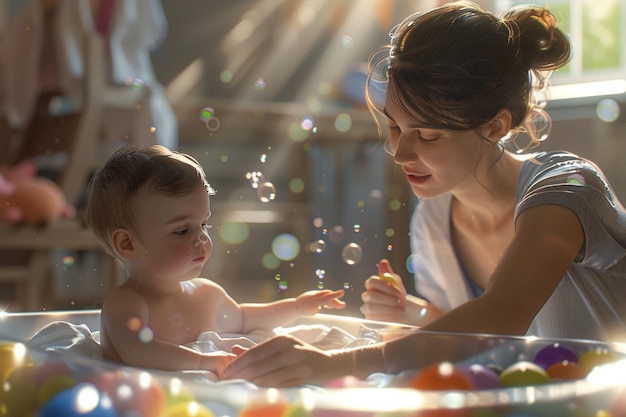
[{"x1": 223, "y1": 1, "x2": 626, "y2": 387}]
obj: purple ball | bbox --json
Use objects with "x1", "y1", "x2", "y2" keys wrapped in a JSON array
[
  {"x1": 534, "y1": 343, "x2": 578, "y2": 369},
  {"x1": 458, "y1": 364, "x2": 502, "y2": 389}
]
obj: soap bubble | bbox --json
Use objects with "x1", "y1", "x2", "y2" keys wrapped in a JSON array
[
  {"x1": 301, "y1": 117, "x2": 315, "y2": 131},
  {"x1": 246, "y1": 171, "x2": 264, "y2": 189},
  {"x1": 257, "y1": 182, "x2": 276, "y2": 202},
  {"x1": 342, "y1": 243, "x2": 362, "y2": 265},
  {"x1": 313, "y1": 217, "x2": 324, "y2": 228},
  {"x1": 218, "y1": 221, "x2": 250, "y2": 245},
  {"x1": 254, "y1": 78, "x2": 266, "y2": 91},
  {"x1": 309, "y1": 240, "x2": 326, "y2": 253},
  {"x1": 316, "y1": 269, "x2": 326, "y2": 279},
  {"x1": 260, "y1": 153, "x2": 267, "y2": 163},
  {"x1": 199, "y1": 107, "x2": 221, "y2": 132},
  {"x1": 278, "y1": 280, "x2": 288, "y2": 291},
  {"x1": 262, "y1": 253, "x2": 280, "y2": 270},
  {"x1": 406, "y1": 254, "x2": 418, "y2": 274},
  {"x1": 272, "y1": 233, "x2": 301, "y2": 261}
]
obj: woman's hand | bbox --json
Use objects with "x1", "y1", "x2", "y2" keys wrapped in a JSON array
[
  {"x1": 223, "y1": 335, "x2": 351, "y2": 387},
  {"x1": 360, "y1": 259, "x2": 438, "y2": 326},
  {"x1": 295, "y1": 289, "x2": 346, "y2": 315}
]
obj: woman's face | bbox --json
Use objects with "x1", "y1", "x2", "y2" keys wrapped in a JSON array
[{"x1": 384, "y1": 90, "x2": 488, "y2": 199}]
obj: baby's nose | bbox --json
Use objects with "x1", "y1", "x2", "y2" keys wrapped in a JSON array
[{"x1": 195, "y1": 229, "x2": 210, "y2": 246}]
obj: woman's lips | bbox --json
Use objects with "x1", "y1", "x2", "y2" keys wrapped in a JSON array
[{"x1": 406, "y1": 172, "x2": 431, "y2": 185}]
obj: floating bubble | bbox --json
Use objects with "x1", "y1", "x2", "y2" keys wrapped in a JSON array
[
  {"x1": 343, "y1": 282, "x2": 352, "y2": 290},
  {"x1": 313, "y1": 217, "x2": 324, "y2": 228},
  {"x1": 218, "y1": 221, "x2": 250, "y2": 245},
  {"x1": 271, "y1": 233, "x2": 301, "y2": 261},
  {"x1": 317, "y1": 282, "x2": 324, "y2": 290},
  {"x1": 386, "y1": 244, "x2": 393, "y2": 251},
  {"x1": 254, "y1": 78, "x2": 266, "y2": 91},
  {"x1": 278, "y1": 280, "x2": 288, "y2": 291},
  {"x1": 406, "y1": 254, "x2": 418, "y2": 274},
  {"x1": 353, "y1": 224, "x2": 361, "y2": 233},
  {"x1": 257, "y1": 182, "x2": 276, "y2": 202},
  {"x1": 260, "y1": 153, "x2": 267, "y2": 163},
  {"x1": 596, "y1": 98, "x2": 620, "y2": 123},
  {"x1": 385, "y1": 228, "x2": 395, "y2": 237},
  {"x1": 341, "y1": 35, "x2": 354, "y2": 48},
  {"x1": 149, "y1": 127, "x2": 156, "y2": 134},
  {"x1": 127, "y1": 78, "x2": 145, "y2": 91},
  {"x1": 342, "y1": 243, "x2": 362, "y2": 265},
  {"x1": 199, "y1": 107, "x2": 215, "y2": 121},
  {"x1": 309, "y1": 239, "x2": 326, "y2": 253},
  {"x1": 301, "y1": 117, "x2": 315, "y2": 131},
  {"x1": 62, "y1": 256, "x2": 75, "y2": 266},
  {"x1": 275, "y1": 273, "x2": 281, "y2": 281},
  {"x1": 246, "y1": 171, "x2": 265, "y2": 189},
  {"x1": 315, "y1": 269, "x2": 326, "y2": 279},
  {"x1": 262, "y1": 253, "x2": 280, "y2": 270}
]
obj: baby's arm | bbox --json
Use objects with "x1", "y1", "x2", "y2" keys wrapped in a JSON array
[
  {"x1": 236, "y1": 289, "x2": 345, "y2": 333},
  {"x1": 101, "y1": 287, "x2": 234, "y2": 375}
]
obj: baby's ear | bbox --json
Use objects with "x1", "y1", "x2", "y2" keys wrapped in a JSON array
[{"x1": 112, "y1": 228, "x2": 140, "y2": 260}]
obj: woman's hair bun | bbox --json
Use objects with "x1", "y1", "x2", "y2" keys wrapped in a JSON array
[{"x1": 502, "y1": 5, "x2": 571, "y2": 71}]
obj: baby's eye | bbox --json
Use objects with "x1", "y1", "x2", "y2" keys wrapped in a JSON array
[{"x1": 174, "y1": 228, "x2": 188, "y2": 236}]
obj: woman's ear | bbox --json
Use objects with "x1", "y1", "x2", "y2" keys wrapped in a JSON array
[
  {"x1": 481, "y1": 109, "x2": 512, "y2": 143},
  {"x1": 112, "y1": 228, "x2": 140, "y2": 260}
]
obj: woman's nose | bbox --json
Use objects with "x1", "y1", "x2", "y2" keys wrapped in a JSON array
[{"x1": 393, "y1": 135, "x2": 415, "y2": 165}]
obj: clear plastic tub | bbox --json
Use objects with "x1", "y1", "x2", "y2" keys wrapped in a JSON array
[{"x1": 0, "y1": 309, "x2": 625, "y2": 416}]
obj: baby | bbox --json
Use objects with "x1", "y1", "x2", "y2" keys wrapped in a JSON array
[{"x1": 85, "y1": 145, "x2": 345, "y2": 376}]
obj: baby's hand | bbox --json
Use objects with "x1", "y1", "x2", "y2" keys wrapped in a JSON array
[{"x1": 295, "y1": 289, "x2": 346, "y2": 315}]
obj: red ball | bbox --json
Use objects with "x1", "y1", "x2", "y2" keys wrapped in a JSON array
[{"x1": 409, "y1": 362, "x2": 474, "y2": 391}]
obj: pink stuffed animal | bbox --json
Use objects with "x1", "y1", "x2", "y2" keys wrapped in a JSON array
[{"x1": 0, "y1": 160, "x2": 75, "y2": 225}]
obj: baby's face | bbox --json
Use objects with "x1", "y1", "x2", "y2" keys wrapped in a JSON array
[{"x1": 130, "y1": 184, "x2": 213, "y2": 288}]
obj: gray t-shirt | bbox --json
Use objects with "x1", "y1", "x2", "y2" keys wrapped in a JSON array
[{"x1": 409, "y1": 151, "x2": 626, "y2": 341}]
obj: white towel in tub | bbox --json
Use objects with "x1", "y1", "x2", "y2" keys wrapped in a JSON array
[
  {"x1": 26, "y1": 321, "x2": 102, "y2": 359},
  {"x1": 186, "y1": 323, "x2": 374, "y2": 354}
]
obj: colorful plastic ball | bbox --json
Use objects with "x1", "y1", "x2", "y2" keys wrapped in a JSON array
[
  {"x1": 409, "y1": 362, "x2": 474, "y2": 391},
  {"x1": 162, "y1": 400, "x2": 215, "y2": 417},
  {"x1": 546, "y1": 360, "x2": 586, "y2": 381},
  {"x1": 0, "y1": 343, "x2": 32, "y2": 384},
  {"x1": 457, "y1": 364, "x2": 502, "y2": 389},
  {"x1": 578, "y1": 348, "x2": 620, "y2": 374},
  {"x1": 37, "y1": 383, "x2": 118, "y2": 417},
  {"x1": 500, "y1": 361, "x2": 550, "y2": 387},
  {"x1": 37, "y1": 374, "x2": 76, "y2": 405},
  {"x1": 533, "y1": 343, "x2": 577, "y2": 369},
  {"x1": 2, "y1": 363, "x2": 37, "y2": 417},
  {"x1": 239, "y1": 388, "x2": 289, "y2": 417}
]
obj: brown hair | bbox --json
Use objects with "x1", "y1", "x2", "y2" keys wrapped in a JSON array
[
  {"x1": 85, "y1": 145, "x2": 213, "y2": 258},
  {"x1": 367, "y1": 1, "x2": 571, "y2": 149}
]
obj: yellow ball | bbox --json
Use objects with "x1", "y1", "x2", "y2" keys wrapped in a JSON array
[
  {"x1": 162, "y1": 401, "x2": 215, "y2": 417},
  {"x1": 0, "y1": 343, "x2": 32, "y2": 384},
  {"x1": 37, "y1": 375, "x2": 76, "y2": 405}
]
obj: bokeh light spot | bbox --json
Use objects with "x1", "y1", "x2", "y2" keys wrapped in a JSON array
[
  {"x1": 272, "y1": 233, "x2": 301, "y2": 261},
  {"x1": 218, "y1": 221, "x2": 250, "y2": 245}
]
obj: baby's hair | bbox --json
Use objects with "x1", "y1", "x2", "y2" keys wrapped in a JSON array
[
  {"x1": 85, "y1": 145, "x2": 214, "y2": 258},
  {"x1": 366, "y1": 0, "x2": 571, "y2": 151}
]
